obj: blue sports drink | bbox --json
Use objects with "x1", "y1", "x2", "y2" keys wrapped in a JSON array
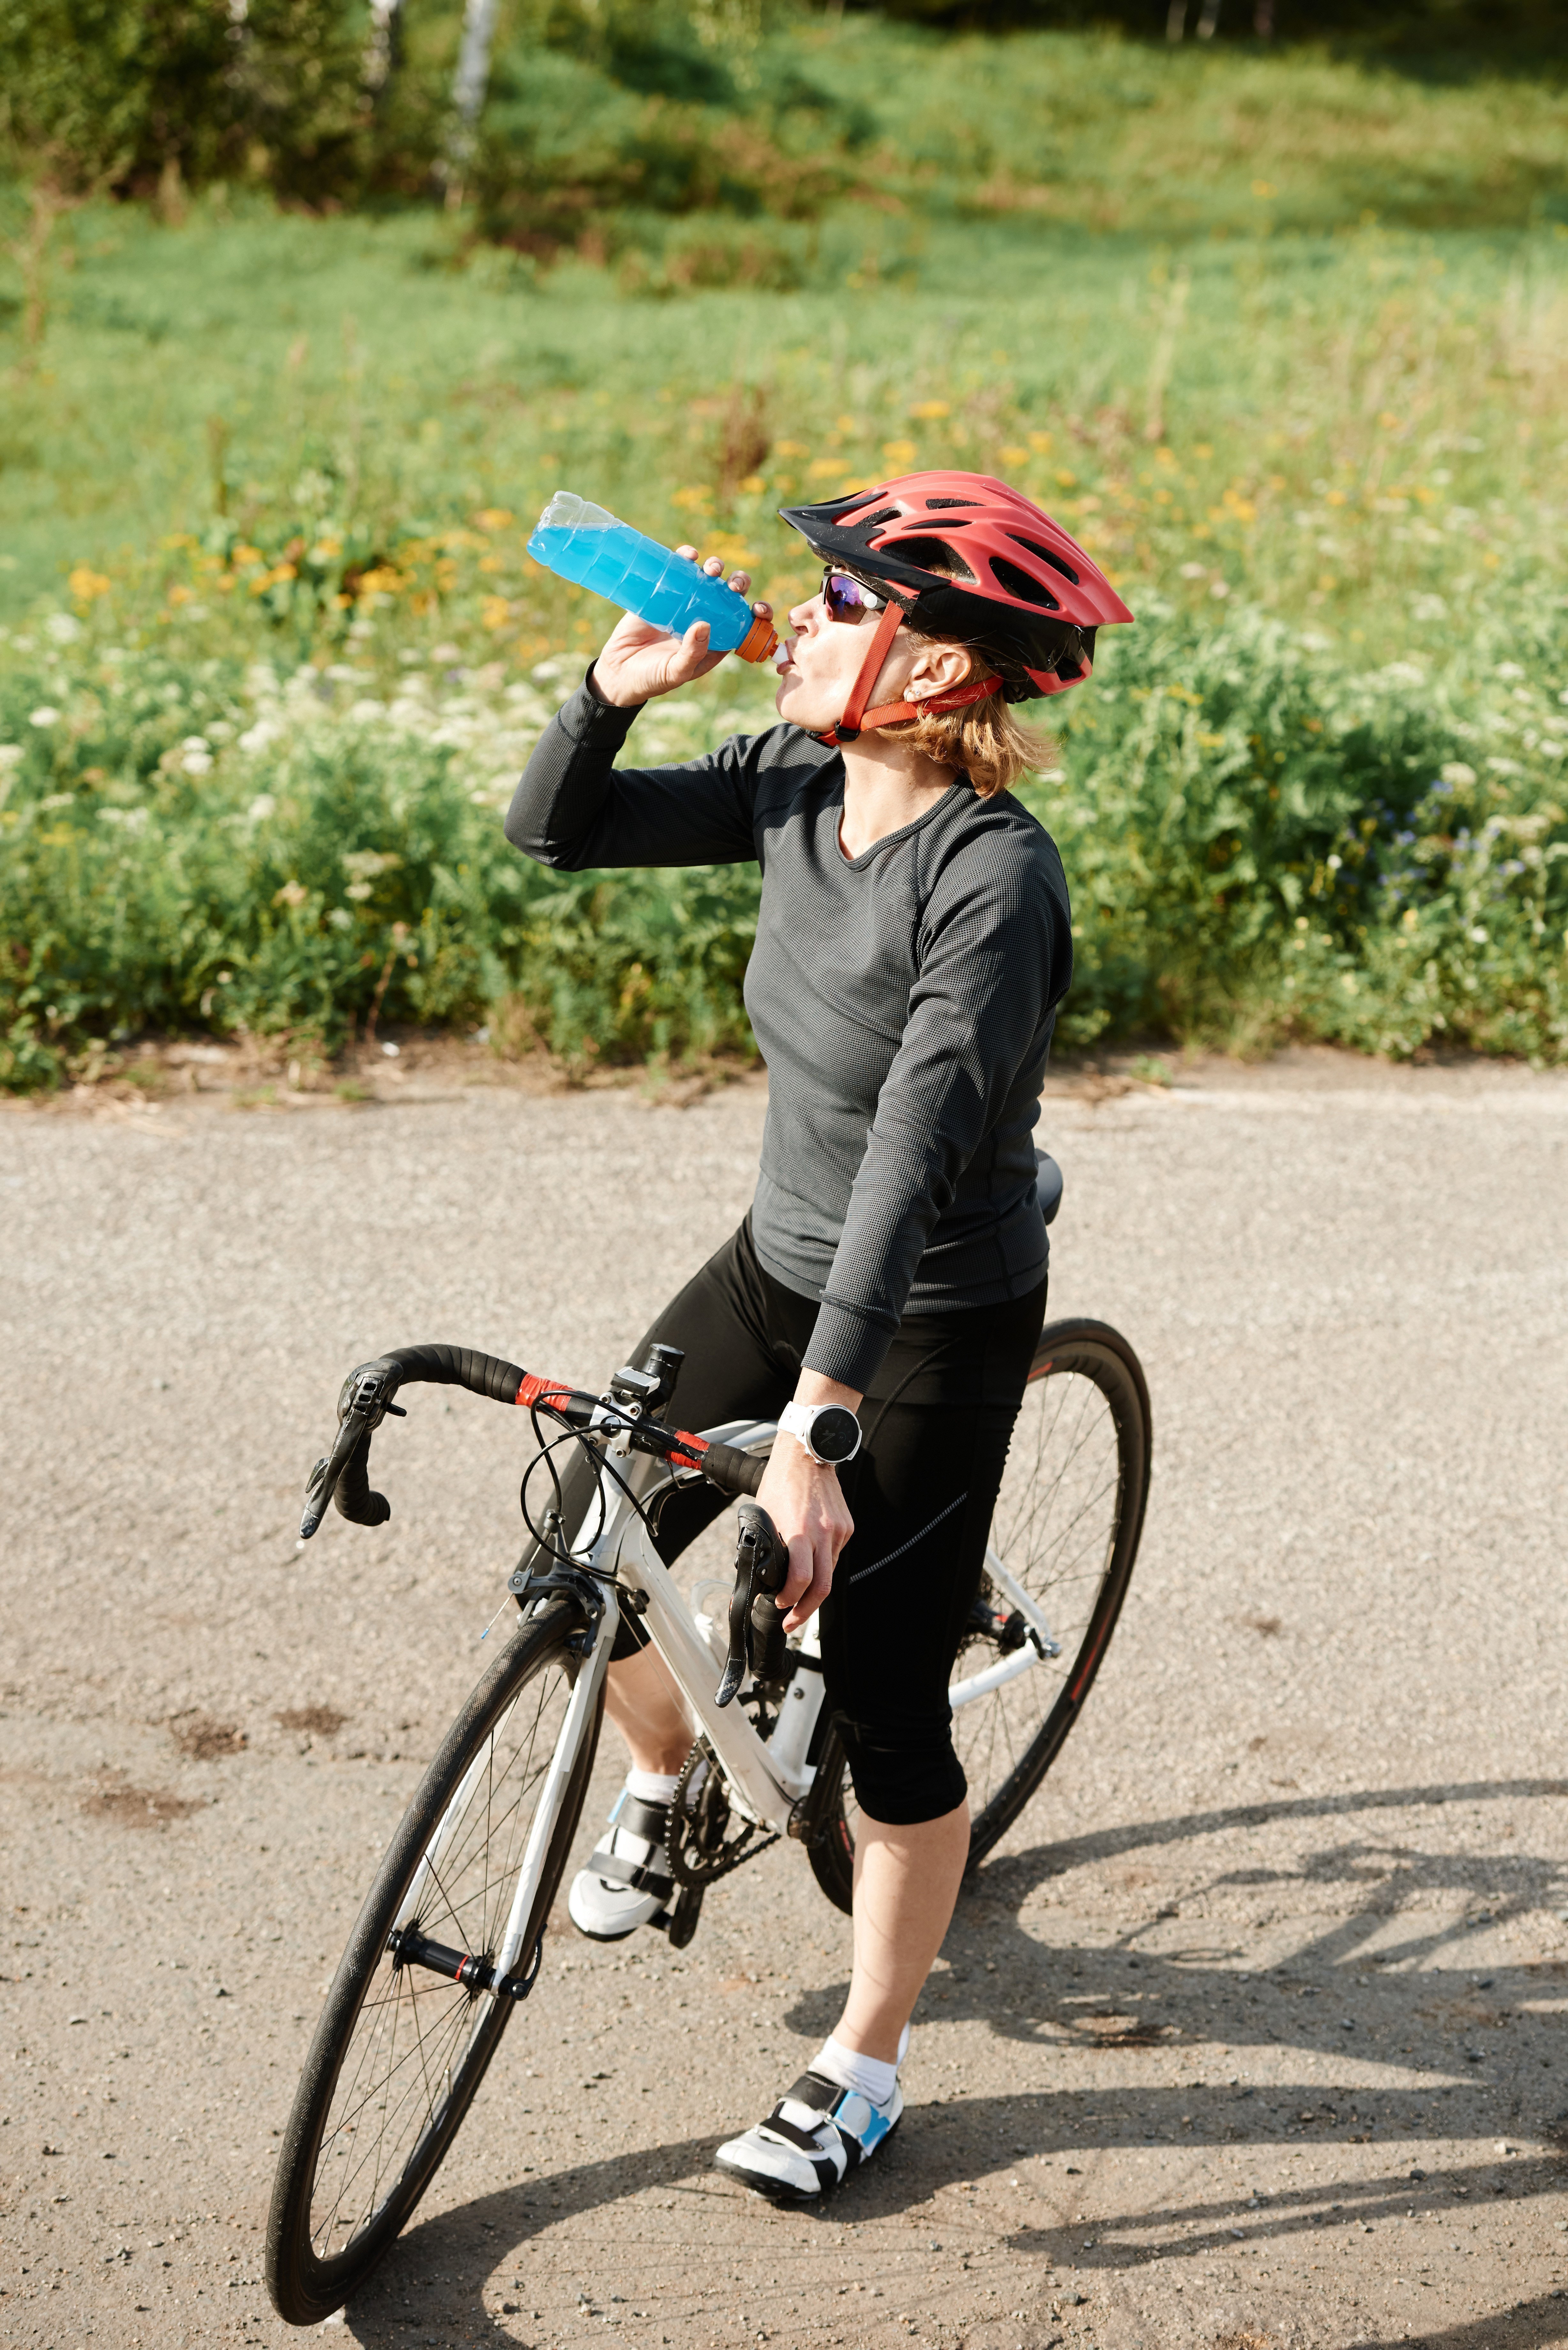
[{"x1": 527, "y1": 491, "x2": 778, "y2": 663}]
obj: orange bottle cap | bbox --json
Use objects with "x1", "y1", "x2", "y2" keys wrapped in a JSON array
[{"x1": 737, "y1": 613, "x2": 779, "y2": 664}]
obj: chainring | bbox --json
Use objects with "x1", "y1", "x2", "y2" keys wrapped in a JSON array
[{"x1": 666, "y1": 1738, "x2": 776, "y2": 1890}]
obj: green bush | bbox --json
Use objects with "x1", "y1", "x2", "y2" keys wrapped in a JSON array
[
  {"x1": 4, "y1": 610, "x2": 1564, "y2": 1092},
  {"x1": 1039, "y1": 605, "x2": 1568, "y2": 1055}
]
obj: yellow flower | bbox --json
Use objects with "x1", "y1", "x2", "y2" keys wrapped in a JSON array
[
  {"x1": 474, "y1": 507, "x2": 515, "y2": 531},
  {"x1": 807, "y1": 458, "x2": 854, "y2": 481},
  {"x1": 1251, "y1": 179, "x2": 1276, "y2": 199},
  {"x1": 909, "y1": 401, "x2": 950, "y2": 422},
  {"x1": 738, "y1": 474, "x2": 767, "y2": 495},
  {"x1": 166, "y1": 582, "x2": 193, "y2": 607},
  {"x1": 882, "y1": 439, "x2": 917, "y2": 466},
  {"x1": 1028, "y1": 432, "x2": 1053, "y2": 453},
  {"x1": 479, "y1": 553, "x2": 505, "y2": 574},
  {"x1": 69, "y1": 565, "x2": 112, "y2": 603},
  {"x1": 701, "y1": 533, "x2": 757, "y2": 569},
  {"x1": 481, "y1": 595, "x2": 514, "y2": 631},
  {"x1": 775, "y1": 439, "x2": 810, "y2": 459},
  {"x1": 673, "y1": 486, "x2": 714, "y2": 511},
  {"x1": 1054, "y1": 470, "x2": 1077, "y2": 489},
  {"x1": 358, "y1": 567, "x2": 404, "y2": 597},
  {"x1": 1000, "y1": 446, "x2": 1029, "y2": 466}
]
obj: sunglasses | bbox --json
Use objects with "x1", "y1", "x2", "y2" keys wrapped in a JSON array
[{"x1": 820, "y1": 567, "x2": 891, "y2": 624}]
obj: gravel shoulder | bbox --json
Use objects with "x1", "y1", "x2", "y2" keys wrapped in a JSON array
[{"x1": 3, "y1": 1050, "x2": 1568, "y2": 2350}]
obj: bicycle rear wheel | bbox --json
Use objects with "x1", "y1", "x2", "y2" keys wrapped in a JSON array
[
  {"x1": 808, "y1": 1318, "x2": 1151, "y2": 1912},
  {"x1": 266, "y1": 1599, "x2": 602, "y2": 2326}
]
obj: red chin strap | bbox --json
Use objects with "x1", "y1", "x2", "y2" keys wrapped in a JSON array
[{"x1": 814, "y1": 598, "x2": 1000, "y2": 747}]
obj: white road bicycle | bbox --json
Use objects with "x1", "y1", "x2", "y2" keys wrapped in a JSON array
[{"x1": 265, "y1": 1158, "x2": 1152, "y2": 2327}]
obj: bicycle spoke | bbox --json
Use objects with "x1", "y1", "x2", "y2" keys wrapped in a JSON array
[
  {"x1": 297, "y1": 1641, "x2": 576, "y2": 2267},
  {"x1": 943, "y1": 1348, "x2": 1140, "y2": 1841}
]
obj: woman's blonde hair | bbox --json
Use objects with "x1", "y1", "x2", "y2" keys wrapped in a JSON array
[{"x1": 871, "y1": 549, "x2": 1057, "y2": 799}]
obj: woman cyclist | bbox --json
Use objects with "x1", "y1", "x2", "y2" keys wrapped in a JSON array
[{"x1": 506, "y1": 472, "x2": 1131, "y2": 2201}]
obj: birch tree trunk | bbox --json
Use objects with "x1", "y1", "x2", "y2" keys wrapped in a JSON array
[{"x1": 447, "y1": 0, "x2": 501, "y2": 200}]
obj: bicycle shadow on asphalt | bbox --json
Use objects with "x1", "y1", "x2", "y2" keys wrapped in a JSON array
[
  {"x1": 326, "y1": 2094, "x2": 1568, "y2": 2350},
  {"x1": 332, "y1": 1776, "x2": 1568, "y2": 2346}
]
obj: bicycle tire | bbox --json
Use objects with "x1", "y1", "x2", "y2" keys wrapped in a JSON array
[
  {"x1": 807, "y1": 1318, "x2": 1151, "y2": 1913},
  {"x1": 265, "y1": 1597, "x2": 603, "y2": 2326}
]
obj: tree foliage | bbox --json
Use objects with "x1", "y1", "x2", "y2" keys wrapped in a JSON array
[{"x1": 0, "y1": 0, "x2": 408, "y2": 200}]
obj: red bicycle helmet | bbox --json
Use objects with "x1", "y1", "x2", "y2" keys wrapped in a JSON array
[{"x1": 779, "y1": 470, "x2": 1134, "y2": 743}]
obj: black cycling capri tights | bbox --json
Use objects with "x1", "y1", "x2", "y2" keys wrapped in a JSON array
[{"x1": 613, "y1": 1218, "x2": 1046, "y2": 1827}]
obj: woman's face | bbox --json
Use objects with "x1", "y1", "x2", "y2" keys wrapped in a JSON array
[{"x1": 773, "y1": 582, "x2": 916, "y2": 733}]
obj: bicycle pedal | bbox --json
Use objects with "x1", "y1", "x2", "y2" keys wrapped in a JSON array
[{"x1": 663, "y1": 1883, "x2": 705, "y2": 1951}]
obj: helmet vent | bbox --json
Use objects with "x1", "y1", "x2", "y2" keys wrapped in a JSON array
[
  {"x1": 924, "y1": 497, "x2": 981, "y2": 509},
  {"x1": 1007, "y1": 532, "x2": 1080, "y2": 588},
  {"x1": 893, "y1": 535, "x2": 976, "y2": 581},
  {"x1": 990, "y1": 555, "x2": 1061, "y2": 611},
  {"x1": 852, "y1": 507, "x2": 902, "y2": 532}
]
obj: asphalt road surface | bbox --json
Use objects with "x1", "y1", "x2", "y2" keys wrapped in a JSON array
[{"x1": 4, "y1": 1047, "x2": 1568, "y2": 2350}]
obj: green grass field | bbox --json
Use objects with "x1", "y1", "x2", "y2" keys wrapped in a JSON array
[{"x1": 2, "y1": 20, "x2": 1566, "y2": 1086}]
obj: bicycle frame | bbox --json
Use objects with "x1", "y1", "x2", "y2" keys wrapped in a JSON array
[{"x1": 468, "y1": 1410, "x2": 1066, "y2": 1994}]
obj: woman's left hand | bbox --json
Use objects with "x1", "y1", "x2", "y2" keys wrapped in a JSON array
[{"x1": 756, "y1": 1441, "x2": 854, "y2": 1633}]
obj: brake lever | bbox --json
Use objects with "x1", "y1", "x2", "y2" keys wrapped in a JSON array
[
  {"x1": 715, "y1": 1499, "x2": 791, "y2": 1708},
  {"x1": 299, "y1": 1358, "x2": 404, "y2": 1540}
]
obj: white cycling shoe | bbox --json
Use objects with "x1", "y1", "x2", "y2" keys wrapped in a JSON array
[
  {"x1": 567, "y1": 1786, "x2": 676, "y2": 1942},
  {"x1": 714, "y1": 2069, "x2": 903, "y2": 2203}
]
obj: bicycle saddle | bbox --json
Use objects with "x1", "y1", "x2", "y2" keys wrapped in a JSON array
[{"x1": 1036, "y1": 1149, "x2": 1064, "y2": 1227}]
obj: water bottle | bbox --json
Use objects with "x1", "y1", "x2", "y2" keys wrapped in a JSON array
[{"x1": 527, "y1": 490, "x2": 778, "y2": 663}]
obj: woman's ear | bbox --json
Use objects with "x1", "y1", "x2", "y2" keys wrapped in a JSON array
[{"x1": 905, "y1": 638, "x2": 974, "y2": 701}]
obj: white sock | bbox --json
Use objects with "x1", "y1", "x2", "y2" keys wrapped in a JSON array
[
  {"x1": 811, "y1": 2027, "x2": 908, "y2": 2109},
  {"x1": 624, "y1": 1768, "x2": 680, "y2": 1806}
]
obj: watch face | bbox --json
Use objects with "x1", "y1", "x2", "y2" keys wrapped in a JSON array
[{"x1": 812, "y1": 1406, "x2": 860, "y2": 1464}]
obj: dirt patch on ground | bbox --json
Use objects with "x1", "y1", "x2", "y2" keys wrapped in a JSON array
[
  {"x1": 275, "y1": 1704, "x2": 349, "y2": 1737},
  {"x1": 167, "y1": 1711, "x2": 247, "y2": 1760},
  {"x1": 80, "y1": 1771, "x2": 202, "y2": 1827}
]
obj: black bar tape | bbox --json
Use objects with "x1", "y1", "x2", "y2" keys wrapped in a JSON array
[
  {"x1": 382, "y1": 1344, "x2": 526, "y2": 1404},
  {"x1": 333, "y1": 1427, "x2": 391, "y2": 1527},
  {"x1": 700, "y1": 1441, "x2": 767, "y2": 1497}
]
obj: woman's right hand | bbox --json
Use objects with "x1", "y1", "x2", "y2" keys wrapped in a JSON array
[{"x1": 590, "y1": 550, "x2": 768, "y2": 709}]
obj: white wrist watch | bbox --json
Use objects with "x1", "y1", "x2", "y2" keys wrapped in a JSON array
[{"x1": 779, "y1": 1399, "x2": 862, "y2": 1467}]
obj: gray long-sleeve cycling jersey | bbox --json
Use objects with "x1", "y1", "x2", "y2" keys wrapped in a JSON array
[{"x1": 505, "y1": 677, "x2": 1072, "y2": 1393}]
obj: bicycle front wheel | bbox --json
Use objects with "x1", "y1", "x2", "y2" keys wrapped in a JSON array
[
  {"x1": 808, "y1": 1318, "x2": 1152, "y2": 1911},
  {"x1": 266, "y1": 1598, "x2": 602, "y2": 2326}
]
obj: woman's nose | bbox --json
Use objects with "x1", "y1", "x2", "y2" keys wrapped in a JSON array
[{"x1": 788, "y1": 595, "x2": 823, "y2": 630}]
